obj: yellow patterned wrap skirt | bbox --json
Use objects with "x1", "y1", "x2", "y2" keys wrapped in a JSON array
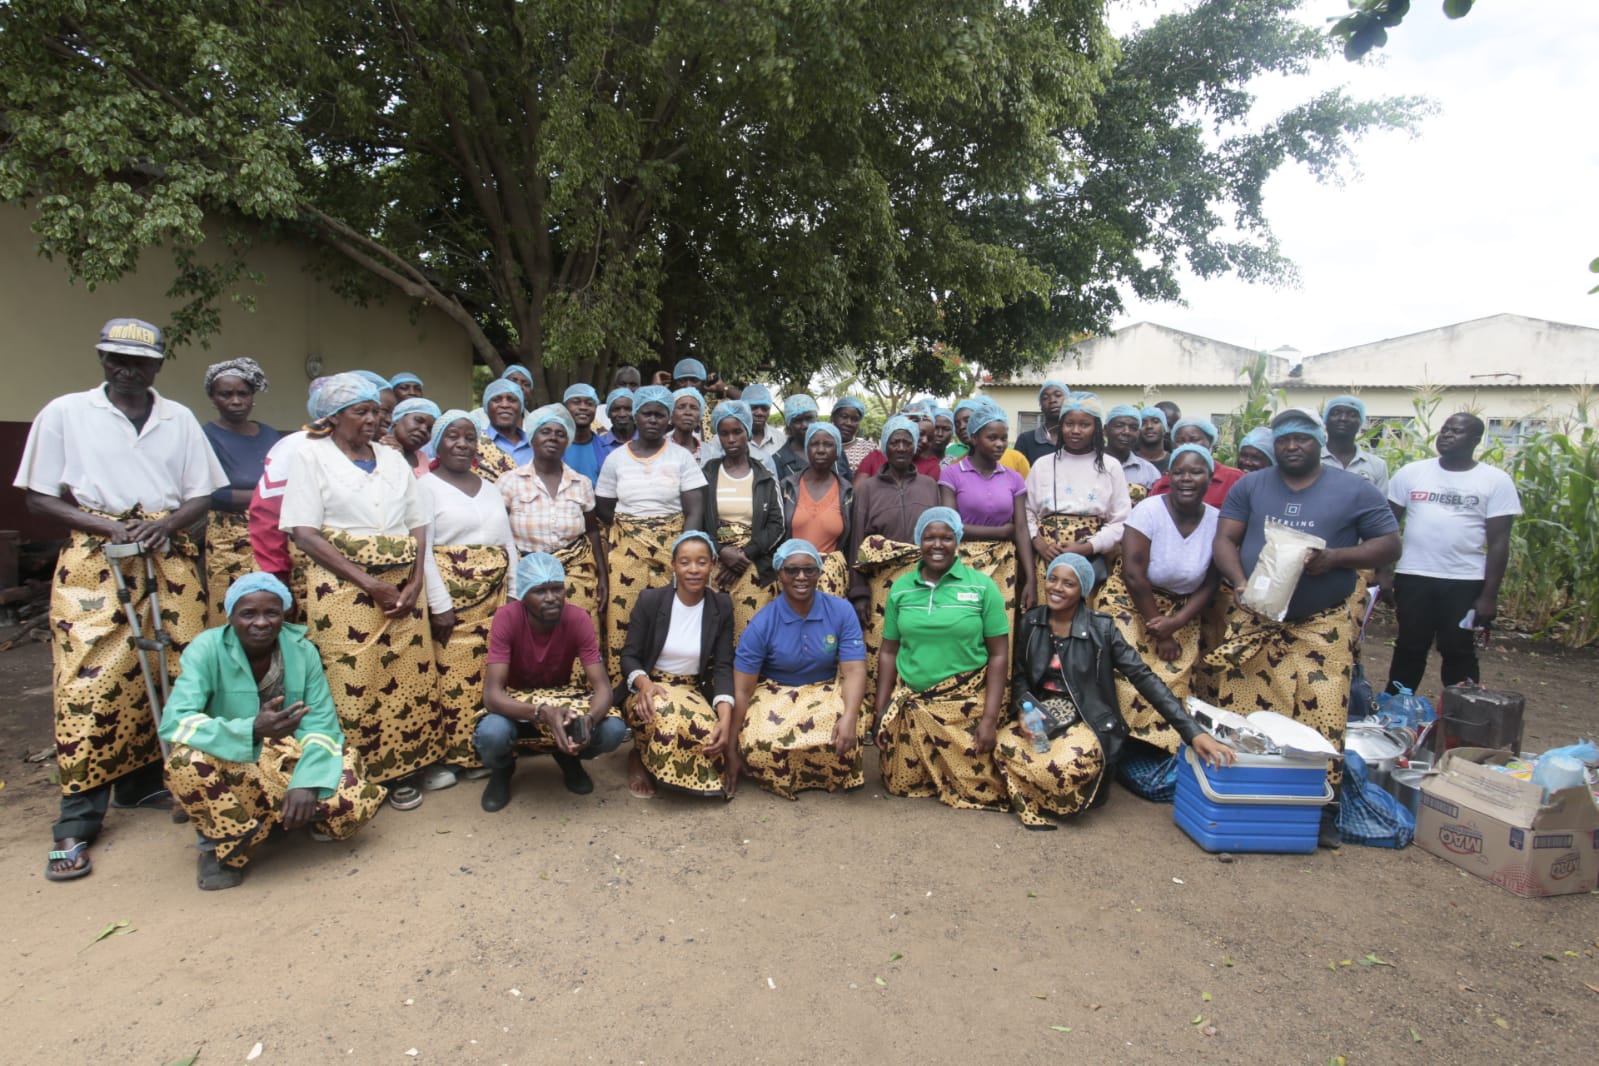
[
  {"x1": 817, "y1": 550, "x2": 851, "y2": 599},
  {"x1": 1202, "y1": 599, "x2": 1358, "y2": 788},
  {"x1": 50, "y1": 513, "x2": 208, "y2": 794},
  {"x1": 1096, "y1": 577, "x2": 1202, "y2": 754},
  {"x1": 1035, "y1": 512, "x2": 1118, "y2": 609},
  {"x1": 603, "y1": 513, "x2": 684, "y2": 681},
  {"x1": 302, "y1": 530, "x2": 441, "y2": 784},
  {"x1": 474, "y1": 436, "x2": 519, "y2": 483},
  {"x1": 626, "y1": 674, "x2": 727, "y2": 797},
  {"x1": 739, "y1": 677, "x2": 867, "y2": 799},
  {"x1": 878, "y1": 668, "x2": 1008, "y2": 812},
  {"x1": 167, "y1": 736, "x2": 386, "y2": 868},
  {"x1": 851, "y1": 536, "x2": 922, "y2": 715},
  {"x1": 994, "y1": 715, "x2": 1105, "y2": 826},
  {"x1": 204, "y1": 510, "x2": 257, "y2": 628},
  {"x1": 714, "y1": 521, "x2": 776, "y2": 643},
  {"x1": 431, "y1": 542, "x2": 511, "y2": 767}
]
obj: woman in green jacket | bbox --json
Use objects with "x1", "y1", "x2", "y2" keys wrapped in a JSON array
[{"x1": 160, "y1": 572, "x2": 387, "y2": 890}]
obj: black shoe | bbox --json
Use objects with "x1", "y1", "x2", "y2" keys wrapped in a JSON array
[
  {"x1": 480, "y1": 765, "x2": 515, "y2": 812},
  {"x1": 554, "y1": 753, "x2": 593, "y2": 795},
  {"x1": 197, "y1": 850, "x2": 244, "y2": 891},
  {"x1": 1317, "y1": 803, "x2": 1342, "y2": 849}
]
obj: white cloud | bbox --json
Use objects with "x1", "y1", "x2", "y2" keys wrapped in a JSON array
[{"x1": 1110, "y1": 0, "x2": 1599, "y2": 354}]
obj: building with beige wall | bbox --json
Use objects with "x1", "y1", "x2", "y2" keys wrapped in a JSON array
[
  {"x1": 981, "y1": 315, "x2": 1599, "y2": 439},
  {"x1": 1, "y1": 203, "x2": 475, "y2": 539}
]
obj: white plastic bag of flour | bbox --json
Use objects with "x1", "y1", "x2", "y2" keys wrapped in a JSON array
[{"x1": 1239, "y1": 519, "x2": 1327, "y2": 621}]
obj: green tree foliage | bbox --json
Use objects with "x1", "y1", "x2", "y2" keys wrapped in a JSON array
[
  {"x1": 1328, "y1": 0, "x2": 1476, "y2": 61},
  {"x1": 0, "y1": 1, "x2": 1420, "y2": 394}
]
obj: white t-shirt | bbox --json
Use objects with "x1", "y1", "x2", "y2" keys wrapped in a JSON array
[
  {"x1": 1124, "y1": 495, "x2": 1219, "y2": 595},
  {"x1": 1389, "y1": 458, "x2": 1521, "y2": 579},
  {"x1": 418, "y1": 474, "x2": 520, "y2": 614},
  {"x1": 279, "y1": 436, "x2": 426, "y2": 536},
  {"x1": 656, "y1": 594, "x2": 705, "y2": 675},
  {"x1": 14, "y1": 385, "x2": 226, "y2": 512},
  {"x1": 595, "y1": 441, "x2": 708, "y2": 517}
]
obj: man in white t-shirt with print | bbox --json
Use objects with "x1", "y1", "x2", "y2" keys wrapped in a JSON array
[{"x1": 1381, "y1": 413, "x2": 1521, "y2": 694}]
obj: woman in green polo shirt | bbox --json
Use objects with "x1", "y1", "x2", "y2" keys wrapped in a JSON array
[{"x1": 874, "y1": 507, "x2": 1011, "y2": 812}]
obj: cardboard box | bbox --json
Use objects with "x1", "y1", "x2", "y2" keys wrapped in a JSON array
[{"x1": 1415, "y1": 747, "x2": 1599, "y2": 898}]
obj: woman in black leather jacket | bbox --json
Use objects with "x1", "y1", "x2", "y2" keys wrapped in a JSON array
[{"x1": 999, "y1": 554, "x2": 1234, "y2": 828}]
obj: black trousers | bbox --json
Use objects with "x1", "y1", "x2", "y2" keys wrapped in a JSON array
[
  {"x1": 52, "y1": 761, "x2": 166, "y2": 842},
  {"x1": 1386, "y1": 574, "x2": 1483, "y2": 695}
]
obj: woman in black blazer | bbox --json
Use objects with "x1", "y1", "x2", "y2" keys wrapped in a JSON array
[{"x1": 619, "y1": 532, "x2": 737, "y2": 799}]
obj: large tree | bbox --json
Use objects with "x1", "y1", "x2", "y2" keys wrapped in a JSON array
[{"x1": 0, "y1": 1, "x2": 1419, "y2": 393}]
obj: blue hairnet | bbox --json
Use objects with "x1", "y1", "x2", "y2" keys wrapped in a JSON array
[
  {"x1": 954, "y1": 397, "x2": 982, "y2": 415},
  {"x1": 784, "y1": 394, "x2": 819, "y2": 421},
  {"x1": 389, "y1": 372, "x2": 423, "y2": 388},
  {"x1": 773, "y1": 539, "x2": 824, "y2": 571},
  {"x1": 305, "y1": 376, "x2": 328, "y2": 419},
  {"x1": 529, "y1": 403, "x2": 576, "y2": 440},
  {"x1": 742, "y1": 383, "x2": 774, "y2": 408},
  {"x1": 1239, "y1": 427, "x2": 1277, "y2": 464},
  {"x1": 672, "y1": 386, "x2": 704, "y2": 413},
  {"x1": 502, "y1": 364, "x2": 535, "y2": 385},
  {"x1": 805, "y1": 421, "x2": 842, "y2": 454},
  {"x1": 1037, "y1": 380, "x2": 1069, "y2": 406},
  {"x1": 391, "y1": 398, "x2": 441, "y2": 423},
  {"x1": 673, "y1": 358, "x2": 708, "y2": 381},
  {"x1": 309, "y1": 373, "x2": 380, "y2": 422},
  {"x1": 429, "y1": 409, "x2": 476, "y2": 455},
  {"x1": 514, "y1": 552, "x2": 567, "y2": 598},
  {"x1": 1059, "y1": 392, "x2": 1104, "y2": 422},
  {"x1": 966, "y1": 401, "x2": 1008, "y2": 439},
  {"x1": 879, "y1": 414, "x2": 919, "y2": 453},
  {"x1": 832, "y1": 396, "x2": 867, "y2": 416},
  {"x1": 671, "y1": 531, "x2": 716, "y2": 558},
  {"x1": 1106, "y1": 403, "x2": 1142, "y2": 425},
  {"x1": 1140, "y1": 406, "x2": 1168, "y2": 427},
  {"x1": 1172, "y1": 417, "x2": 1219, "y2": 445},
  {"x1": 1272, "y1": 411, "x2": 1328, "y2": 447},
  {"x1": 1169, "y1": 442, "x2": 1216, "y2": 474},
  {"x1": 914, "y1": 506, "x2": 964, "y2": 546},
  {"x1": 563, "y1": 383, "x2": 599, "y2": 403},
  {"x1": 1323, "y1": 394, "x2": 1366, "y2": 424},
  {"x1": 224, "y1": 572, "x2": 293, "y2": 618},
  {"x1": 482, "y1": 378, "x2": 525, "y2": 412},
  {"x1": 352, "y1": 369, "x2": 393, "y2": 392},
  {"x1": 633, "y1": 384, "x2": 673, "y2": 414},
  {"x1": 931, "y1": 406, "x2": 954, "y2": 424},
  {"x1": 711, "y1": 399, "x2": 753, "y2": 439},
  {"x1": 605, "y1": 387, "x2": 634, "y2": 412},
  {"x1": 1048, "y1": 553, "x2": 1096, "y2": 596},
  {"x1": 900, "y1": 399, "x2": 932, "y2": 416}
]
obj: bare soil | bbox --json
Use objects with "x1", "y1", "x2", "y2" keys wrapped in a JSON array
[{"x1": 1, "y1": 621, "x2": 1595, "y2": 1066}]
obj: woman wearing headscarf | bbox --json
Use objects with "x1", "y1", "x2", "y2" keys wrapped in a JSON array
[
  {"x1": 831, "y1": 396, "x2": 874, "y2": 473},
  {"x1": 731, "y1": 539, "x2": 868, "y2": 798},
  {"x1": 938, "y1": 400, "x2": 1036, "y2": 615},
  {"x1": 701, "y1": 400, "x2": 785, "y2": 636},
  {"x1": 1094, "y1": 444, "x2": 1220, "y2": 756},
  {"x1": 1023, "y1": 392, "x2": 1131, "y2": 606},
  {"x1": 161, "y1": 573, "x2": 386, "y2": 889},
  {"x1": 780, "y1": 421, "x2": 855, "y2": 600},
  {"x1": 389, "y1": 371, "x2": 425, "y2": 400},
  {"x1": 500, "y1": 403, "x2": 609, "y2": 641},
  {"x1": 419, "y1": 409, "x2": 520, "y2": 784},
  {"x1": 279, "y1": 372, "x2": 441, "y2": 812},
  {"x1": 475, "y1": 377, "x2": 534, "y2": 481},
  {"x1": 847, "y1": 414, "x2": 943, "y2": 711},
  {"x1": 1003, "y1": 555, "x2": 1233, "y2": 827},
  {"x1": 618, "y1": 532, "x2": 736, "y2": 798},
  {"x1": 594, "y1": 384, "x2": 707, "y2": 680},
  {"x1": 669, "y1": 386, "x2": 705, "y2": 461},
  {"x1": 201, "y1": 357, "x2": 282, "y2": 626},
  {"x1": 875, "y1": 508, "x2": 1012, "y2": 811},
  {"x1": 1148, "y1": 417, "x2": 1245, "y2": 508},
  {"x1": 1235, "y1": 426, "x2": 1276, "y2": 473},
  {"x1": 385, "y1": 397, "x2": 440, "y2": 479}
]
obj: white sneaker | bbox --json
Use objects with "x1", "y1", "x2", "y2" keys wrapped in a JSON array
[
  {"x1": 423, "y1": 765, "x2": 458, "y2": 791},
  {"x1": 459, "y1": 766, "x2": 492, "y2": 780}
]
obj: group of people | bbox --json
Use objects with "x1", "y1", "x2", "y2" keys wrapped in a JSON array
[{"x1": 20, "y1": 317, "x2": 1521, "y2": 889}]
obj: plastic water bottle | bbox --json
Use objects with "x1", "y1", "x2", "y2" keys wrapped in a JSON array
[{"x1": 1019, "y1": 701, "x2": 1051, "y2": 754}]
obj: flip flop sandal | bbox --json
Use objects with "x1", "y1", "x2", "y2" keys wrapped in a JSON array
[
  {"x1": 388, "y1": 785, "x2": 424, "y2": 811},
  {"x1": 112, "y1": 788, "x2": 176, "y2": 811},
  {"x1": 628, "y1": 773, "x2": 657, "y2": 800},
  {"x1": 45, "y1": 841, "x2": 92, "y2": 882}
]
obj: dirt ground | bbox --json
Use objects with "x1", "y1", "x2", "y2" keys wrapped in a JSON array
[{"x1": 1, "y1": 619, "x2": 1595, "y2": 1066}]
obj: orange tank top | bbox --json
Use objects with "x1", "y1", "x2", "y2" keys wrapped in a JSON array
[{"x1": 792, "y1": 478, "x2": 844, "y2": 555}]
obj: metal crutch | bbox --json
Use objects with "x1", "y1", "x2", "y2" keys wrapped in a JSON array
[{"x1": 104, "y1": 542, "x2": 175, "y2": 756}]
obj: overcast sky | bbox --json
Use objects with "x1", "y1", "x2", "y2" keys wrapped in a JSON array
[{"x1": 1108, "y1": 0, "x2": 1599, "y2": 356}]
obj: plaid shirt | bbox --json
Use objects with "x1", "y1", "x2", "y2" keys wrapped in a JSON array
[{"x1": 499, "y1": 463, "x2": 595, "y2": 553}]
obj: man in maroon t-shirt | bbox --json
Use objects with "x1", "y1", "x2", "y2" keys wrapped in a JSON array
[{"x1": 475, "y1": 552, "x2": 623, "y2": 811}]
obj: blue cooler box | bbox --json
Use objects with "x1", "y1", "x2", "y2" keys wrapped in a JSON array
[{"x1": 1173, "y1": 745, "x2": 1333, "y2": 854}]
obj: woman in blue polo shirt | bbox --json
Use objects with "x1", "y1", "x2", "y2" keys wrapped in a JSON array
[
  {"x1": 728, "y1": 540, "x2": 868, "y2": 799},
  {"x1": 875, "y1": 507, "x2": 1012, "y2": 812}
]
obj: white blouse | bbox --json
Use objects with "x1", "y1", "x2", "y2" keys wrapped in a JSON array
[
  {"x1": 1022, "y1": 449, "x2": 1131, "y2": 556},
  {"x1": 595, "y1": 441, "x2": 707, "y2": 518},
  {"x1": 418, "y1": 473, "x2": 520, "y2": 614},
  {"x1": 279, "y1": 436, "x2": 425, "y2": 537}
]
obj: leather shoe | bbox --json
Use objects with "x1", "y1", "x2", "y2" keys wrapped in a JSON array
[
  {"x1": 554, "y1": 753, "x2": 593, "y2": 795},
  {"x1": 480, "y1": 766, "x2": 514, "y2": 812}
]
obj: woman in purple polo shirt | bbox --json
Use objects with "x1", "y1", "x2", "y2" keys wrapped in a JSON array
[{"x1": 937, "y1": 400, "x2": 1036, "y2": 616}]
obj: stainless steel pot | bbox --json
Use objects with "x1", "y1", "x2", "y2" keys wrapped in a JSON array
[
  {"x1": 1390, "y1": 767, "x2": 1428, "y2": 819},
  {"x1": 1345, "y1": 724, "x2": 1408, "y2": 791}
]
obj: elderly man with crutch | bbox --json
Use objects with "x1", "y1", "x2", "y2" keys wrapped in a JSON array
[{"x1": 14, "y1": 317, "x2": 226, "y2": 882}]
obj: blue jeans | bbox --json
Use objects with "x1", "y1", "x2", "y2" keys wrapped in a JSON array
[{"x1": 474, "y1": 712, "x2": 627, "y2": 770}]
